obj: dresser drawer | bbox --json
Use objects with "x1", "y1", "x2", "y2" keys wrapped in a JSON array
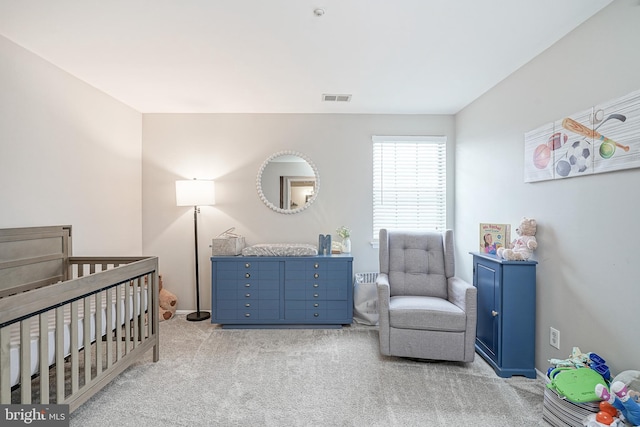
[
  {"x1": 217, "y1": 299, "x2": 279, "y2": 310},
  {"x1": 216, "y1": 308, "x2": 280, "y2": 321},
  {"x1": 284, "y1": 282, "x2": 348, "y2": 300},
  {"x1": 285, "y1": 300, "x2": 348, "y2": 321},
  {"x1": 217, "y1": 286, "x2": 279, "y2": 301}
]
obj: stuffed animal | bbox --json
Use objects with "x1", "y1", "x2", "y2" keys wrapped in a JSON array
[
  {"x1": 158, "y1": 275, "x2": 177, "y2": 321},
  {"x1": 595, "y1": 381, "x2": 640, "y2": 426},
  {"x1": 497, "y1": 217, "x2": 538, "y2": 261}
]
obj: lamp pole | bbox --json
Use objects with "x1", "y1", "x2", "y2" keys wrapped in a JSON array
[{"x1": 186, "y1": 205, "x2": 210, "y2": 321}]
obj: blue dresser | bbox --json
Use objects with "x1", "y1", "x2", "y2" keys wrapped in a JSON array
[
  {"x1": 471, "y1": 252, "x2": 537, "y2": 378},
  {"x1": 211, "y1": 254, "x2": 353, "y2": 328}
]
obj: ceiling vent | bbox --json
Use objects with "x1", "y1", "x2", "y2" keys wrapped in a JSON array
[{"x1": 322, "y1": 94, "x2": 352, "y2": 102}]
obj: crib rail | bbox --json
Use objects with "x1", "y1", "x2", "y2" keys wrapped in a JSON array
[{"x1": 0, "y1": 256, "x2": 159, "y2": 412}]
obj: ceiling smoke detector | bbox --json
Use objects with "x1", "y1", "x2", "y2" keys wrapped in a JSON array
[{"x1": 322, "y1": 94, "x2": 352, "y2": 102}]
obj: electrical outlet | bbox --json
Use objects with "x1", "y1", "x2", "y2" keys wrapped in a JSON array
[{"x1": 550, "y1": 327, "x2": 560, "y2": 349}]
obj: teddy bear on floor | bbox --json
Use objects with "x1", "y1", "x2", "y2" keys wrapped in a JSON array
[
  {"x1": 158, "y1": 275, "x2": 177, "y2": 321},
  {"x1": 497, "y1": 217, "x2": 538, "y2": 261}
]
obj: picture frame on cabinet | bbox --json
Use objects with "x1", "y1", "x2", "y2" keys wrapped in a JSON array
[{"x1": 479, "y1": 223, "x2": 511, "y2": 255}]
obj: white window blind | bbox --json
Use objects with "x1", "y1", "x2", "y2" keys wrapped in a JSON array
[{"x1": 372, "y1": 135, "x2": 447, "y2": 240}]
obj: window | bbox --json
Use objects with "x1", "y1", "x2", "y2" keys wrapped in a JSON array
[{"x1": 372, "y1": 135, "x2": 447, "y2": 240}]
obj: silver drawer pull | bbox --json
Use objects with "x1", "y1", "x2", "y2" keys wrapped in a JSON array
[
  {"x1": 245, "y1": 273, "x2": 251, "y2": 278},
  {"x1": 313, "y1": 303, "x2": 319, "y2": 307},
  {"x1": 314, "y1": 273, "x2": 319, "y2": 278},
  {"x1": 245, "y1": 283, "x2": 251, "y2": 287},
  {"x1": 314, "y1": 263, "x2": 319, "y2": 269},
  {"x1": 245, "y1": 313, "x2": 251, "y2": 317},
  {"x1": 314, "y1": 313, "x2": 319, "y2": 317},
  {"x1": 245, "y1": 263, "x2": 251, "y2": 268},
  {"x1": 313, "y1": 283, "x2": 319, "y2": 288},
  {"x1": 313, "y1": 293, "x2": 319, "y2": 298},
  {"x1": 245, "y1": 303, "x2": 251, "y2": 307},
  {"x1": 245, "y1": 293, "x2": 251, "y2": 298},
  {"x1": 492, "y1": 310, "x2": 499, "y2": 317}
]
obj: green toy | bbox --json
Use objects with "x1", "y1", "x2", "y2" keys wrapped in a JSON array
[{"x1": 547, "y1": 367, "x2": 608, "y2": 403}]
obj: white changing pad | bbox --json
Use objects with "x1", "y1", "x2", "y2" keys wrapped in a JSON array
[{"x1": 241, "y1": 243, "x2": 318, "y2": 257}]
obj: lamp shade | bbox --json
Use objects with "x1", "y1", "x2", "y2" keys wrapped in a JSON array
[{"x1": 176, "y1": 179, "x2": 216, "y2": 206}]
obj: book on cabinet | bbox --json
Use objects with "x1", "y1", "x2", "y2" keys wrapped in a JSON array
[{"x1": 479, "y1": 223, "x2": 511, "y2": 255}]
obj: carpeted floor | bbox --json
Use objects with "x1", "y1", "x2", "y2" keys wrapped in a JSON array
[{"x1": 70, "y1": 315, "x2": 545, "y2": 426}]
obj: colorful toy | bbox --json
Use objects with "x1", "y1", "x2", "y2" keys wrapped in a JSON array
[
  {"x1": 497, "y1": 217, "x2": 537, "y2": 261},
  {"x1": 595, "y1": 381, "x2": 640, "y2": 426},
  {"x1": 547, "y1": 367, "x2": 607, "y2": 403}
]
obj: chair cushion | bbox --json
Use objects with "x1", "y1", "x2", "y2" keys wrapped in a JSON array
[
  {"x1": 388, "y1": 296, "x2": 466, "y2": 332},
  {"x1": 387, "y1": 231, "x2": 448, "y2": 298}
]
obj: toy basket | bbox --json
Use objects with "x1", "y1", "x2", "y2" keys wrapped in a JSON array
[{"x1": 353, "y1": 272, "x2": 379, "y2": 325}]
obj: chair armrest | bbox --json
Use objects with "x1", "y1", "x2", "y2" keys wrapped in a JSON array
[
  {"x1": 447, "y1": 276, "x2": 476, "y2": 314},
  {"x1": 448, "y1": 276, "x2": 478, "y2": 362},
  {"x1": 376, "y1": 273, "x2": 390, "y2": 313},
  {"x1": 376, "y1": 273, "x2": 391, "y2": 356}
]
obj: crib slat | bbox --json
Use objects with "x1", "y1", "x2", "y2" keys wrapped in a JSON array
[
  {"x1": 133, "y1": 278, "x2": 139, "y2": 348},
  {"x1": 139, "y1": 284, "x2": 145, "y2": 341},
  {"x1": 20, "y1": 318, "x2": 31, "y2": 403},
  {"x1": 116, "y1": 285, "x2": 123, "y2": 360},
  {"x1": 124, "y1": 282, "x2": 131, "y2": 353},
  {"x1": 39, "y1": 312, "x2": 50, "y2": 404},
  {"x1": 151, "y1": 273, "x2": 159, "y2": 362},
  {"x1": 106, "y1": 288, "x2": 113, "y2": 368},
  {"x1": 0, "y1": 327, "x2": 10, "y2": 403},
  {"x1": 95, "y1": 291, "x2": 103, "y2": 375},
  {"x1": 83, "y1": 297, "x2": 91, "y2": 385},
  {"x1": 70, "y1": 300, "x2": 79, "y2": 394},
  {"x1": 145, "y1": 275, "x2": 151, "y2": 339},
  {"x1": 55, "y1": 307, "x2": 65, "y2": 403}
]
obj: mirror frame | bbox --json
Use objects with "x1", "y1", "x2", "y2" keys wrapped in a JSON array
[{"x1": 256, "y1": 150, "x2": 320, "y2": 214}]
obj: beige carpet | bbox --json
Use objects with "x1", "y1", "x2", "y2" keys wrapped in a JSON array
[{"x1": 69, "y1": 315, "x2": 545, "y2": 426}]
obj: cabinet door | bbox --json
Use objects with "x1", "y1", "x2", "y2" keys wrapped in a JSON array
[{"x1": 476, "y1": 261, "x2": 499, "y2": 363}]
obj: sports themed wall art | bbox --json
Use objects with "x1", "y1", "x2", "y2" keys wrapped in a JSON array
[{"x1": 524, "y1": 89, "x2": 640, "y2": 182}]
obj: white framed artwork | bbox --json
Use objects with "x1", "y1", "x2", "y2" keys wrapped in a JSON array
[{"x1": 524, "y1": 89, "x2": 640, "y2": 182}]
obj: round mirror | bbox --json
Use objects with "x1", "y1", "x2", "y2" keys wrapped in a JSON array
[{"x1": 256, "y1": 150, "x2": 319, "y2": 214}]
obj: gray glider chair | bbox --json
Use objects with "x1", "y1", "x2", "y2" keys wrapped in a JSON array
[{"x1": 376, "y1": 229, "x2": 477, "y2": 362}]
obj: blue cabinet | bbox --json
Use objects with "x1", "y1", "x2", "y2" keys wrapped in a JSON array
[
  {"x1": 471, "y1": 252, "x2": 537, "y2": 378},
  {"x1": 211, "y1": 255, "x2": 353, "y2": 328}
]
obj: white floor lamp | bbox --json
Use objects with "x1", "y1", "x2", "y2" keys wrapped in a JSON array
[{"x1": 176, "y1": 178, "x2": 215, "y2": 322}]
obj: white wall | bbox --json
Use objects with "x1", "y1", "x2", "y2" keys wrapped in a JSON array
[
  {"x1": 0, "y1": 35, "x2": 143, "y2": 254},
  {"x1": 455, "y1": 0, "x2": 640, "y2": 374},
  {"x1": 142, "y1": 114, "x2": 455, "y2": 311}
]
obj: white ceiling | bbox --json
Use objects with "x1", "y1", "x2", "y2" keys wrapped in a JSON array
[{"x1": 0, "y1": 0, "x2": 612, "y2": 114}]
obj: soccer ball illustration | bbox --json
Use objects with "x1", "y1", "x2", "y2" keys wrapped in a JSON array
[
  {"x1": 555, "y1": 139, "x2": 592, "y2": 177},
  {"x1": 566, "y1": 139, "x2": 592, "y2": 173}
]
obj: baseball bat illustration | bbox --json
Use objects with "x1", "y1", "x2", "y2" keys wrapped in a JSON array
[{"x1": 562, "y1": 117, "x2": 629, "y2": 152}]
